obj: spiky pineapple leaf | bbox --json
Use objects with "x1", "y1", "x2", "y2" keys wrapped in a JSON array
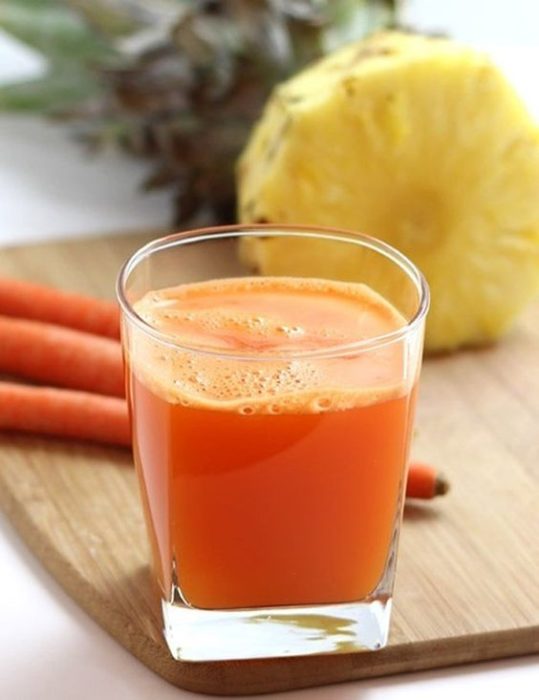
[
  {"x1": 0, "y1": 0, "x2": 117, "y2": 63},
  {"x1": 65, "y1": 0, "x2": 151, "y2": 39},
  {"x1": 325, "y1": 0, "x2": 398, "y2": 49},
  {"x1": 0, "y1": 0, "x2": 121, "y2": 112},
  {"x1": 0, "y1": 71, "x2": 101, "y2": 113}
]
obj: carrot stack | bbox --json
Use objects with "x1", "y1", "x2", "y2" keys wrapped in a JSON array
[{"x1": 0, "y1": 276, "x2": 126, "y2": 447}]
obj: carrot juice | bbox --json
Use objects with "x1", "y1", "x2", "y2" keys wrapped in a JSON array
[{"x1": 127, "y1": 276, "x2": 416, "y2": 611}]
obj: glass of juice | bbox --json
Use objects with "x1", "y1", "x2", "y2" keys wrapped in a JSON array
[{"x1": 117, "y1": 225, "x2": 429, "y2": 662}]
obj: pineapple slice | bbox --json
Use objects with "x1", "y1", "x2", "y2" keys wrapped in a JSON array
[{"x1": 237, "y1": 32, "x2": 539, "y2": 352}]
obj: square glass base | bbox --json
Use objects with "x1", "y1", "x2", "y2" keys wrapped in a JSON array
[{"x1": 162, "y1": 596, "x2": 391, "y2": 662}]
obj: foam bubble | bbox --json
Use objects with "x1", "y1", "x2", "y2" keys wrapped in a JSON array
[{"x1": 312, "y1": 397, "x2": 332, "y2": 411}]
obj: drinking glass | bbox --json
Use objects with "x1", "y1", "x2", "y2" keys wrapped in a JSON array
[{"x1": 117, "y1": 225, "x2": 429, "y2": 662}]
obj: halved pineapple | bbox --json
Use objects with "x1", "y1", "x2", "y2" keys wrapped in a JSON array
[{"x1": 237, "y1": 32, "x2": 539, "y2": 352}]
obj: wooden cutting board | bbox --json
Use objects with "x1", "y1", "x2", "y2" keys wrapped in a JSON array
[{"x1": 0, "y1": 231, "x2": 538, "y2": 696}]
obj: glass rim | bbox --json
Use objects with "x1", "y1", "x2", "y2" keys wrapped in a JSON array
[{"x1": 116, "y1": 224, "x2": 430, "y2": 360}]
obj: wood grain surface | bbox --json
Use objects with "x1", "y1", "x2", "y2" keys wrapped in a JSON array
[{"x1": 0, "y1": 232, "x2": 538, "y2": 695}]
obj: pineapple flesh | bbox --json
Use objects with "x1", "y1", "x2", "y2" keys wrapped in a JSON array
[{"x1": 237, "y1": 32, "x2": 539, "y2": 352}]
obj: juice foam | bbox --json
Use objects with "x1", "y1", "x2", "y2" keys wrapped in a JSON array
[{"x1": 131, "y1": 276, "x2": 407, "y2": 414}]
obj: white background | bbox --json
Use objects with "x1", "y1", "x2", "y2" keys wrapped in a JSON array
[{"x1": 1, "y1": 1, "x2": 538, "y2": 697}]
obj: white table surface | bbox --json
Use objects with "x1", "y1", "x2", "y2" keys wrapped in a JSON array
[{"x1": 1, "y1": 3, "x2": 538, "y2": 697}]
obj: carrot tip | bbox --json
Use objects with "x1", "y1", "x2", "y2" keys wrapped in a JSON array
[{"x1": 434, "y1": 474, "x2": 450, "y2": 496}]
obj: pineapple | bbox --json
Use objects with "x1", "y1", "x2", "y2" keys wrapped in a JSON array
[{"x1": 238, "y1": 32, "x2": 539, "y2": 352}]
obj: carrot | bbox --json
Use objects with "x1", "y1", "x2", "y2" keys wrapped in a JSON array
[
  {"x1": 406, "y1": 461, "x2": 449, "y2": 499},
  {"x1": 0, "y1": 277, "x2": 119, "y2": 338},
  {"x1": 0, "y1": 315, "x2": 124, "y2": 397},
  {"x1": 0, "y1": 382, "x2": 130, "y2": 447}
]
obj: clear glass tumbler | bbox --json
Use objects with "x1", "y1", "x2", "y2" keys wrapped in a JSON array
[{"x1": 117, "y1": 225, "x2": 429, "y2": 662}]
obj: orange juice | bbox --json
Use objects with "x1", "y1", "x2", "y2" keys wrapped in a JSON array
[{"x1": 127, "y1": 277, "x2": 416, "y2": 610}]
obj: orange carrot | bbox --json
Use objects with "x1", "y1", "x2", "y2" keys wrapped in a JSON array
[
  {"x1": 0, "y1": 382, "x2": 130, "y2": 447},
  {"x1": 0, "y1": 277, "x2": 119, "y2": 338},
  {"x1": 0, "y1": 315, "x2": 124, "y2": 397},
  {"x1": 406, "y1": 461, "x2": 449, "y2": 499}
]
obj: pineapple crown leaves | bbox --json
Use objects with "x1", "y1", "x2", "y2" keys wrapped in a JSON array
[
  {"x1": 0, "y1": 1, "x2": 186, "y2": 111},
  {"x1": 0, "y1": 0, "x2": 121, "y2": 112},
  {"x1": 0, "y1": 0, "x2": 399, "y2": 222}
]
